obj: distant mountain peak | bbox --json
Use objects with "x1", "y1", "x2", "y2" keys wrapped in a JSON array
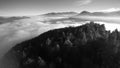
[
  {"x1": 77, "y1": 9, "x2": 120, "y2": 17},
  {"x1": 80, "y1": 11, "x2": 91, "y2": 14},
  {"x1": 78, "y1": 11, "x2": 92, "y2": 16}
]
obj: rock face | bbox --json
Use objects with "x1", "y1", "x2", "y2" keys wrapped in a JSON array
[{"x1": 7, "y1": 22, "x2": 120, "y2": 68}]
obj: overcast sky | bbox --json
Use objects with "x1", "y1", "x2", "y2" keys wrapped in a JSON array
[{"x1": 0, "y1": 0, "x2": 120, "y2": 16}]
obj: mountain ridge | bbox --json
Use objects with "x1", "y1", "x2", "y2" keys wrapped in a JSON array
[{"x1": 79, "y1": 10, "x2": 120, "y2": 17}]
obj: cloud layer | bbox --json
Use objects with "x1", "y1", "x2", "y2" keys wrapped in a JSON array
[
  {"x1": 75, "y1": 0, "x2": 92, "y2": 6},
  {"x1": 98, "y1": 8, "x2": 120, "y2": 12}
]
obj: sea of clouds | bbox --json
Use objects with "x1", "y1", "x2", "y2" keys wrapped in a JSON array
[
  {"x1": 0, "y1": 16, "x2": 120, "y2": 58},
  {"x1": 0, "y1": 16, "x2": 120, "y2": 68}
]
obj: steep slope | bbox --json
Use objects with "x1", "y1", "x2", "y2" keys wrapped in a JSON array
[{"x1": 4, "y1": 22, "x2": 120, "y2": 68}]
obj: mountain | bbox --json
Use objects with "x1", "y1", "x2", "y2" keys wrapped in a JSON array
[
  {"x1": 79, "y1": 11, "x2": 93, "y2": 16},
  {"x1": 42, "y1": 12, "x2": 78, "y2": 17},
  {"x1": 78, "y1": 10, "x2": 120, "y2": 17},
  {"x1": 108, "y1": 11, "x2": 120, "y2": 16},
  {"x1": 4, "y1": 21, "x2": 120, "y2": 68}
]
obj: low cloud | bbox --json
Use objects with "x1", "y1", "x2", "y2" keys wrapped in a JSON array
[
  {"x1": 98, "y1": 8, "x2": 120, "y2": 12},
  {"x1": 75, "y1": 0, "x2": 92, "y2": 6}
]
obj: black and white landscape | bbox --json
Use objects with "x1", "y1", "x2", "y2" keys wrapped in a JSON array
[{"x1": 0, "y1": 0, "x2": 120, "y2": 68}]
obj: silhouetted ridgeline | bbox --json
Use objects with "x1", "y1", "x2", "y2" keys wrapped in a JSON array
[{"x1": 7, "y1": 22, "x2": 120, "y2": 68}]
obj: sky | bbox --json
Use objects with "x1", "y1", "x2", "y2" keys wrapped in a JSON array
[{"x1": 0, "y1": 0, "x2": 120, "y2": 16}]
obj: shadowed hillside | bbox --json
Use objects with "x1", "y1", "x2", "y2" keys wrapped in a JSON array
[{"x1": 4, "y1": 21, "x2": 120, "y2": 68}]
